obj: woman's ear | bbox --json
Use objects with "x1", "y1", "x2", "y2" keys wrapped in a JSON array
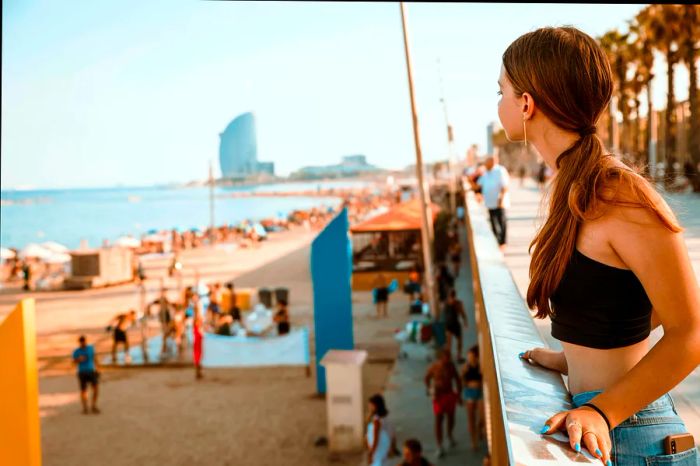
[{"x1": 522, "y1": 92, "x2": 535, "y2": 121}]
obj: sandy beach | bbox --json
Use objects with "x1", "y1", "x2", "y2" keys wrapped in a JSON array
[{"x1": 1, "y1": 223, "x2": 412, "y2": 466}]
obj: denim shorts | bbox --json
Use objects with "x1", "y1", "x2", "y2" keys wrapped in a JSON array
[
  {"x1": 572, "y1": 390, "x2": 698, "y2": 465},
  {"x1": 463, "y1": 387, "x2": 483, "y2": 401}
]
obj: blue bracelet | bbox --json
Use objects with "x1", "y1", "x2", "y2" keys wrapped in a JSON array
[{"x1": 582, "y1": 402, "x2": 612, "y2": 431}]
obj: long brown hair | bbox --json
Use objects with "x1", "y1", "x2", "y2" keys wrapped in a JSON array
[{"x1": 502, "y1": 27, "x2": 682, "y2": 319}]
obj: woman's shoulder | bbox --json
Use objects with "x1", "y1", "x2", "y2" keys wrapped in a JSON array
[{"x1": 594, "y1": 160, "x2": 679, "y2": 230}]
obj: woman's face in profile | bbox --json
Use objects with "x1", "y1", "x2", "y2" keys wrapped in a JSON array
[{"x1": 497, "y1": 65, "x2": 524, "y2": 143}]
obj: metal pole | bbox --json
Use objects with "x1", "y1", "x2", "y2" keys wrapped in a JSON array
[
  {"x1": 437, "y1": 58, "x2": 457, "y2": 216},
  {"x1": 209, "y1": 160, "x2": 215, "y2": 244},
  {"x1": 400, "y1": 2, "x2": 438, "y2": 319}
]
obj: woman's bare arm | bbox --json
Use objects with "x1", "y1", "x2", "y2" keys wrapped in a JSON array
[{"x1": 588, "y1": 204, "x2": 700, "y2": 428}]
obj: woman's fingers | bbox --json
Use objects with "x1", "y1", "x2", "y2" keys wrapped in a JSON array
[
  {"x1": 565, "y1": 417, "x2": 583, "y2": 453},
  {"x1": 540, "y1": 411, "x2": 567, "y2": 435},
  {"x1": 581, "y1": 431, "x2": 611, "y2": 465}
]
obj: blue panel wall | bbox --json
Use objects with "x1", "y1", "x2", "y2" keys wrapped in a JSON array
[{"x1": 310, "y1": 208, "x2": 354, "y2": 394}]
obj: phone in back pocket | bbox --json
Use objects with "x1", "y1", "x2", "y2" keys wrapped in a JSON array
[{"x1": 664, "y1": 433, "x2": 695, "y2": 455}]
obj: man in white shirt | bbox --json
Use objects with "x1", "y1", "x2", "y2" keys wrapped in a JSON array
[{"x1": 476, "y1": 155, "x2": 510, "y2": 250}]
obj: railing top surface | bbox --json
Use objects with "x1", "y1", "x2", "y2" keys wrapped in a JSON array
[{"x1": 466, "y1": 192, "x2": 597, "y2": 465}]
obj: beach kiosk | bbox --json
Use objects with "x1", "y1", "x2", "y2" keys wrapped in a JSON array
[
  {"x1": 350, "y1": 198, "x2": 439, "y2": 291},
  {"x1": 64, "y1": 247, "x2": 134, "y2": 290}
]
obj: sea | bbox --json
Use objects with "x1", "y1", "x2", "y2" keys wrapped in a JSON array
[{"x1": 0, "y1": 180, "x2": 372, "y2": 251}]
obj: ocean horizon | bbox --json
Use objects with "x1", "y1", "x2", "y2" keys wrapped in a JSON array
[{"x1": 1, "y1": 180, "x2": 371, "y2": 251}]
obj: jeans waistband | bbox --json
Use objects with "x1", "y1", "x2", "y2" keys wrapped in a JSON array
[{"x1": 572, "y1": 390, "x2": 675, "y2": 414}]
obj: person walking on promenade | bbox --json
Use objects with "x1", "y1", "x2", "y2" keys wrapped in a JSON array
[
  {"x1": 398, "y1": 439, "x2": 433, "y2": 466},
  {"x1": 72, "y1": 335, "x2": 100, "y2": 414},
  {"x1": 444, "y1": 290, "x2": 468, "y2": 362},
  {"x1": 436, "y1": 264, "x2": 454, "y2": 305},
  {"x1": 365, "y1": 394, "x2": 398, "y2": 466},
  {"x1": 425, "y1": 349, "x2": 462, "y2": 458},
  {"x1": 500, "y1": 27, "x2": 700, "y2": 465},
  {"x1": 461, "y1": 345, "x2": 485, "y2": 451},
  {"x1": 477, "y1": 154, "x2": 510, "y2": 251},
  {"x1": 449, "y1": 240, "x2": 462, "y2": 278}
]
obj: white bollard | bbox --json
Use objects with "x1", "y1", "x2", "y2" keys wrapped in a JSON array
[{"x1": 320, "y1": 349, "x2": 368, "y2": 453}]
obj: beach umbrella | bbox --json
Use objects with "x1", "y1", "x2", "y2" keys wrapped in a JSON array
[
  {"x1": 147, "y1": 228, "x2": 159, "y2": 235},
  {"x1": 44, "y1": 252, "x2": 72, "y2": 264},
  {"x1": 115, "y1": 236, "x2": 141, "y2": 248},
  {"x1": 19, "y1": 243, "x2": 52, "y2": 260},
  {"x1": 41, "y1": 241, "x2": 69, "y2": 254},
  {"x1": 0, "y1": 247, "x2": 16, "y2": 260},
  {"x1": 253, "y1": 223, "x2": 267, "y2": 238}
]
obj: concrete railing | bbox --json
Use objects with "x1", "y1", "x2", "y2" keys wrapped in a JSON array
[{"x1": 463, "y1": 190, "x2": 596, "y2": 465}]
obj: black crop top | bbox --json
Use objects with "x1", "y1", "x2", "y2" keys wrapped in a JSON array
[
  {"x1": 550, "y1": 249, "x2": 652, "y2": 349},
  {"x1": 463, "y1": 365, "x2": 482, "y2": 383}
]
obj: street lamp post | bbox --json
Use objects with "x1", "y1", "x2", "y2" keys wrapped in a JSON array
[
  {"x1": 209, "y1": 160, "x2": 216, "y2": 245},
  {"x1": 437, "y1": 58, "x2": 457, "y2": 216},
  {"x1": 399, "y1": 2, "x2": 438, "y2": 319}
]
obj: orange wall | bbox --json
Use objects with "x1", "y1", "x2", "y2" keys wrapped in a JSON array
[{"x1": 0, "y1": 299, "x2": 41, "y2": 466}]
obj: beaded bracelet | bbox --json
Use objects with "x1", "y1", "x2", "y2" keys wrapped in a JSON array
[{"x1": 582, "y1": 402, "x2": 612, "y2": 431}]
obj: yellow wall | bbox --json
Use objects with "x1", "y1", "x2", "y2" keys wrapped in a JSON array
[
  {"x1": 0, "y1": 299, "x2": 41, "y2": 466},
  {"x1": 351, "y1": 271, "x2": 411, "y2": 292}
]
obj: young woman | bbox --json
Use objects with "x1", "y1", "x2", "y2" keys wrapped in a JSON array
[
  {"x1": 461, "y1": 345, "x2": 484, "y2": 452},
  {"x1": 498, "y1": 27, "x2": 700, "y2": 465},
  {"x1": 365, "y1": 394, "x2": 398, "y2": 466}
]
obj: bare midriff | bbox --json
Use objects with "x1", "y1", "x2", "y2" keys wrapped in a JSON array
[{"x1": 563, "y1": 338, "x2": 650, "y2": 395}]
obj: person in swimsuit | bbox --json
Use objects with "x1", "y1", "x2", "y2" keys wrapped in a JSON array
[
  {"x1": 193, "y1": 313, "x2": 203, "y2": 380},
  {"x1": 498, "y1": 27, "x2": 700, "y2": 465},
  {"x1": 461, "y1": 345, "x2": 484, "y2": 452},
  {"x1": 148, "y1": 288, "x2": 175, "y2": 355},
  {"x1": 425, "y1": 349, "x2": 462, "y2": 458},
  {"x1": 108, "y1": 310, "x2": 136, "y2": 364}
]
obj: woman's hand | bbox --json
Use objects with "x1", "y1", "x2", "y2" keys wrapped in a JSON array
[
  {"x1": 519, "y1": 348, "x2": 568, "y2": 375},
  {"x1": 541, "y1": 407, "x2": 612, "y2": 465}
]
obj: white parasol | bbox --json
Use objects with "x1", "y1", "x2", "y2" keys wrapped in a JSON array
[
  {"x1": 41, "y1": 241, "x2": 69, "y2": 254},
  {"x1": 44, "y1": 252, "x2": 72, "y2": 264},
  {"x1": 19, "y1": 243, "x2": 52, "y2": 260},
  {"x1": 0, "y1": 247, "x2": 16, "y2": 260},
  {"x1": 115, "y1": 236, "x2": 141, "y2": 248}
]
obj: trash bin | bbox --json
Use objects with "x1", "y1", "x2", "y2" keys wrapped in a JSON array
[
  {"x1": 320, "y1": 350, "x2": 368, "y2": 453},
  {"x1": 274, "y1": 287, "x2": 289, "y2": 304},
  {"x1": 258, "y1": 288, "x2": 273, "y2": 308}
]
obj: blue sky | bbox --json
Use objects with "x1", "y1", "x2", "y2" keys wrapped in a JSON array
[{"x1": 1, "y1": 1, "x2": 687, "y2": 189}]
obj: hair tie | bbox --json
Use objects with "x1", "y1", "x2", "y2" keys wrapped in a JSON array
[{"x1": 579, "y1": 126, "x2": 597, "y2": 136}]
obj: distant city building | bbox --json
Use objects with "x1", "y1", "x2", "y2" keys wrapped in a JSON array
[
  {"x1": 256, "y1": 161, "x2": 275, "y2": 176},
  {"x1": 486, "y1": 122, "x2": 495, "y2": 156},
  {"x1": 219, "y1": 112, "x2": 275, "y2": 179},
  {"x1": 292, "y1": 155, "x2": 379, "y2": 179}
]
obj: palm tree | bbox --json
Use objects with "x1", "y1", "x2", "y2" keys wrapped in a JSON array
[
  {"x1": 599, "y1": 30, "x2": 631, "y2": 155},
  {"x1": 637, "y1": 4, "x2": 683, "y2": 186},
  {"x1": 629, "y1": 16, "x2": 656, "y2": 171},
  {"x1": 679, "y1": 5, "x2": 700, "y2": 191}
]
